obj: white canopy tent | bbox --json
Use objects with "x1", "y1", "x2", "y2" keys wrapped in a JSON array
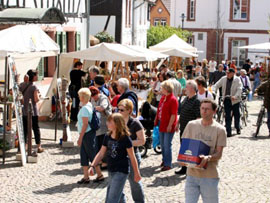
[
  {"x1": 0, "y1": 24, "x2": 60, "y2": 83},
  {"x1": 39, "y1": 43, "x2": 167, "y2": 116},
  {"x1": 238, "y1": 42, "x2": 270, "y2": 50},
  {"x1": 0, "y1": 24, "x2": 60, "y2": 165},
  {"x1": 149, "y1": 34, "x2": 198, "y2": 57}
]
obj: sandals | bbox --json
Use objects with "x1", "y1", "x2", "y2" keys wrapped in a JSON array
[
  {"x1": 93, "y1": 175, "x2": 105, "y2": 183},
  {"x1": 77, "y1": 178, "x2": 90, "y2": 184}
]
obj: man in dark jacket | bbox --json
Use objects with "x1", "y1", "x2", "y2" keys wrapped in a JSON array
[
  {"x1": 117, "y1": 77, "x2": 138, "y2": 117},
  {"x1": 256, "y1": 78, "x2": 270, "y2": 136},
  {"x1": 212, "y1": 64, "x2": 226, "y2": 99}
]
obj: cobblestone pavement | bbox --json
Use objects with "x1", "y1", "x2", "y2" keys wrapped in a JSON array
[{"x1": 1, "y1": 98, "x2": 270, "y2": 203}]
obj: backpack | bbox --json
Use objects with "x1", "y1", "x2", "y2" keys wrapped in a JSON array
[{"x1": 88, "y1": 108, "x2": 101, "y2": 131}]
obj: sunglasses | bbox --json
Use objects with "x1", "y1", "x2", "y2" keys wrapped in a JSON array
[{"x1": 118, "y1": 108, "x2": 126, "y2": 112}]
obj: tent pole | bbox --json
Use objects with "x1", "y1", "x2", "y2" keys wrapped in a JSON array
[
  {"x1": 2, "y1": 56, "x2": 8, "y2": 164},
  {"x1": 54, "y1": 55, "x2": 60, "y2": 142}
]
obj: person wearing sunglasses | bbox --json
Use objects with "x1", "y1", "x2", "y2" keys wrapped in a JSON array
[{"x1": 117, "y1": 99, "x2": 146, "y2": 203}]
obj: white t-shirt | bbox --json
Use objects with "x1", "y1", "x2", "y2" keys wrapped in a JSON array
[
  {"x1": 154, "y1": 81, "x2": 162, "y2": 101},
  {"x1": 197, "y1": 90, "x2": 213, "y2": 101},
  {"x1": 209, "y1": 60, "x2": 217, "y2": 72}
]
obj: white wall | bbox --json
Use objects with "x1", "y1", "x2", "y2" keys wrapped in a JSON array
[
  {"x1": 192, "y1": 32, "x2": 207, "y2": 60},
  {"x1": 224, "y1": 33, "x2": 270, "y2": 62},
  {"x1": 89, "y1": 16, "x2": 116, "y2": 38},
  {"x1": 172, "y1": 0, "x2": 270, "y2": 30}
]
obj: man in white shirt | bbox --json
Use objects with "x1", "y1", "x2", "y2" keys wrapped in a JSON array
[{"x1": 209, "y1": 57, "x2": 217, "y2": 84}]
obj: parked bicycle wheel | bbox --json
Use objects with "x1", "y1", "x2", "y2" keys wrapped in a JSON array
[
  {"x1": 255, "y1": 107, "x2": 265, "y2": 137},
  {"x1": 138, "y1": 146, "x2": 147, "y2": 158},
  {"x1": 154, "y1": 145, "x2": 162, "y2": 154}
]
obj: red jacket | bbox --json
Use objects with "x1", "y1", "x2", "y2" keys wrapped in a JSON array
[{"x1": 154, "y1": 93, "x2": 178, "y2": 133}]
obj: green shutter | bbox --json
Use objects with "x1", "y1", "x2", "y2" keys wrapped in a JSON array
[
  {"x1": 62, "y1": 32, "x2": 67, "y2": 53},
  {"x1": 56, "y1": 31, "x2": 62, "y2": 52},
  {"x1": 76, "y1": 32, "x2": 81, "y2": 51},
  {"x1": 37, "y1": 58, "x2": 44, "y2": 81}
]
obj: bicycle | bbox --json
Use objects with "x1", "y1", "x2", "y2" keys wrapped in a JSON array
[
  {"x1": 254, "y1": 96, "x2": 266, "y2": 137},
  {"x1": 216, "y1": 95, "x2": 231, "y2": 125},
  {"x1": 240, "y1": 91, "x2": 249, "y2": 127}
]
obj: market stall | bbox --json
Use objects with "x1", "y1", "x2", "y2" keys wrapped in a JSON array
[
  {"x1": 39, "y1": 42, "x2": 167, "y2": 117},
  {"x1": 0, "y1": 25, "x2": 60, "y2": 165},
  {"x1": 150, "y1": 34, "x2": 198, "y2": 71}
]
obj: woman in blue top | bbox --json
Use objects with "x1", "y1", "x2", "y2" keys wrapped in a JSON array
[
  {"x1": 90, "y1": 113, "x2": 141, "y2": 203},
  {"x1": 77, "y1": 88, "x2": 103, "y2": 184}
]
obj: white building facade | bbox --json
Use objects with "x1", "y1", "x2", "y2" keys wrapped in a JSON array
[{"x1": 171, "y1": 0, "x2": 270, "y2": 66}]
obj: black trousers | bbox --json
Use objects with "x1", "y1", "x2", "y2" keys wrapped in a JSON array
[
  {"x1": 224, "y1": 98, "x2": 240, "y2": 135},
  {"x1": 23, "y1": 116, "x2": 41, "y2": 145}
]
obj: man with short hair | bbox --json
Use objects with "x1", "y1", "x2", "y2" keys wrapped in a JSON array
[
  {"x1": 87, "y1": 65, "x2": 100, "y2": 87},
  {"x1": 242, "y1": 59, "x2": 251, "y2": 76},
  {"x1": 94, "y1": 75, "x2": 110, "y2": 97},
  {"x1": 182, "y1": 99, "x2": 227, "y2": 203},
  {"x1": 213, "y1": 68, "x2": 243, "y2": 137},
  {"x1": 175, "y1": 80, "x2": 201, "y2": 175},
  {"x1": 117, "y1": 78, "x2": 138, "y2": 117}
]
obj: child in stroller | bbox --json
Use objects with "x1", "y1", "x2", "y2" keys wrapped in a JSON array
[{"x1": 139, "y1": 101, "x2": 161, "y2": 157}]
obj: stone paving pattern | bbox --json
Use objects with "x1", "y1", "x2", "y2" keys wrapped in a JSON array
[{"x1": 1, "y1": 99, "x2": 270, "y2": 203}]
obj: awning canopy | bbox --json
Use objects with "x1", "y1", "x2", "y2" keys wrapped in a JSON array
[
  {"x1": 0, "y1": 24, "x2": 60, "y2": 58},
  {"x1": 0, "y1": 8, "x2": 66, "y2": 24},
  {"x1": 238, "y1": 42, "x2": 270, "y2": 50},
  {"x1": 150, "y1": 34, "x2": 198, "y2": 57},
  {"x1": 61, "y1": 42, "x2": 159, "y2": 62},
  {"x1": 126, "y1": 45, "x2": 168, "y2": 59}
]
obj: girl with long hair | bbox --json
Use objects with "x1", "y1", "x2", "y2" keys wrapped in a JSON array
[{"x1": 90, "y1": 113, "x2": 141, "y2": 203}]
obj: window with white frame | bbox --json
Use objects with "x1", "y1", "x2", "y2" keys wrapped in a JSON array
[
  {"x1": 154, "y1": 18, "x2": 160, "y2": 26},
  {"x1": 161, "y1": 19, "x2": 167, "y2": 26},
  {"x1": 190, "y1": 0, "x2": 195, "y2": 20},
  {"x1": 233, "y1": 0, "x2": 248, "y2": 20},
  {"x1": 231, "y1": 40, "x2": 247, "y2": 67}
]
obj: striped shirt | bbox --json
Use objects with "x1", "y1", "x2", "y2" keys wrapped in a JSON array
[{"x1": 179, "y1": 95, "x2": 201, "y2": 132}]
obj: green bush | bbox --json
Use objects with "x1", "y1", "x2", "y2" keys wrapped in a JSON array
[
  {"x1": 147, "y1": 25, "x2": 192, "y2": 48},
  {"x1": 95, "y1": 31, "x2": 114, "y2": 43}
]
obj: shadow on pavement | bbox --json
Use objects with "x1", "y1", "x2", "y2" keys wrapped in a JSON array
[
  {"x1": 50, "y1": 148, "x2": 79, "y2": 156},
  {"x1": 33, "y1": 181, "x2": 107, "y2": 195},
  {"x1": 56, "y1": 158, "x2": 80, "y2": 165},
  {"x1": 0, "y1": 161, "x2": 22, "y2": 169},
  {"x1": 147, "y1": 175, "x2": 186, "y2": 187},
  {"x1": 51, "y1": 168, "x2": 82, "y2": 176},
  {"x1": 140, "y1": 165, "x2": 161, "y2": 177},
  {"x1": 239, "y1": 135, "x2": 270, "y2": 140},
  {"x1": 39, "y1": 121, "x2": 77, "y2": 131}
]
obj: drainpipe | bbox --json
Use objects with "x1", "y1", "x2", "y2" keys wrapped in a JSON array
[
  {"x1": 86, "y1": 0, "x2": 90, "y2": 48},
  {"x1": 216, "y1": 0, "x2": 220, "y2": 62}
]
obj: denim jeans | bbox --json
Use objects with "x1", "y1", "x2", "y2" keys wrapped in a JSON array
[
  {"x1": 124, "y1": 152, "x2": 145, "y2": 203},
  {"x1": 106, "y1": 172, "x2": 128, "y2": 203},
  {"x1": 252, "y1": 80, "x2": 260, "y2": 95},
  {"x1": 159, "y1": 132, "x2": 174, "y2": 167},
  {"x1": 224, "y1": 98, "x2": 240, "y2": 135},
  {"x1": 185, "y1": 176, "x2": 219, "y2": 203},
  {"x1": 267, "y1": 109, "x2": 270, "y2": 132}
]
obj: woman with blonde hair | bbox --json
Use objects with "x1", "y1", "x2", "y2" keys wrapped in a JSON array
[
  {"x1": 118, "y1": 99, "x2": 145, "y2": 202},
  {"x1": 90, "y1": 113, "x2": 141, "y2": 203},
  {"x1": 76, "y1": 88, "x2": 103, "y2": 184},
  {"x1": 154, "y1": 80, "x2": 178, "y2": 171}
]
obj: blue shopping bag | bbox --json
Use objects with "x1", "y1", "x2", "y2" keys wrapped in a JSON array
[{"x1": 152, "y1": 126, "x2": 160, "y2": 148}]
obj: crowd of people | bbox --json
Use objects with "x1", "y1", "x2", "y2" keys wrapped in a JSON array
[{"x1": 18, "y1": 56, "x2": 270, "y2": 203}]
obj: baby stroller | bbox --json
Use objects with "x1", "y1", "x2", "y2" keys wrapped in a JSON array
[{"x1": 139, "y1": 101, "x2": 162, "y2": 157}]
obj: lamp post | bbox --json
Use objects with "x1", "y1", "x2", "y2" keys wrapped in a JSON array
[{"x1": 181, "y1": 13, "x2": 186, "y2": 29}]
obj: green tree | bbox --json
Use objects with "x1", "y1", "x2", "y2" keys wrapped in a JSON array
[{"x1": 147, "y1": 25, "x2": 192, "y2": 48}]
